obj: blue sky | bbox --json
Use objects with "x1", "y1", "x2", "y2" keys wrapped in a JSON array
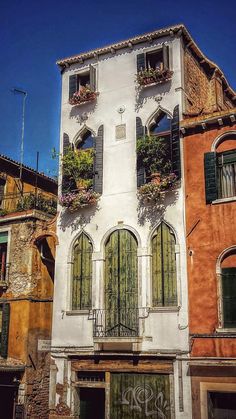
[{"x1": 1, "y1": 0, "x2": 235, "y2": 178}]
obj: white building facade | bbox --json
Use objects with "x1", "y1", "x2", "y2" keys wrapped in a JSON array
[{"x1": 50, "y1": 25, "x2": 192, "y2": 419}]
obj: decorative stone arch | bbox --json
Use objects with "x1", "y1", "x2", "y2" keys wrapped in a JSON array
[
  {"x1": 211, "y1": 130, "x2": 236, "y2": 152},
  {"x1": 145, "y1": 106, "x2": 172, "y2": 135},
  {"x1": 149, "y1": 219, "x2": 180, "y2": 308},
  {"x1": 73, "y1": 124, "x2": 96, "y2": 149},
  {"x1": 148, "y1": 218, "x2": 178, "y2": 250},
  {"x1": 32, "y1": 231, "x2": 59, "y2": 247},
  {"x1": 216, "y1": 245, "x2": 236, "y2": 329},
  {"x1": 67, "y1": 229, "x2": 94, "y2": 264},
  {"x1": 100, "y1": 224, "x2": 142, "y2": 255}
]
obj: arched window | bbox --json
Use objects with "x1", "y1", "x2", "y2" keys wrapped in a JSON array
[
  {"x1": 72, "y1": 233, "x2": 92, "y2": 310},
  {"x1": 220, "y1": 248, "x2": 236, "y2": 328},
  {"x1": 205, "y1": 132, "x2": 236, "y2": 203},
  {"x1": 152, "y1": 222, "x2": 177, "y2": 307},
  {"x1": 149, "y1": 111, "x2": 171, "y2": 140}
]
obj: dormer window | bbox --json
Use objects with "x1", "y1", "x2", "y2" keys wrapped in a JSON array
[
  {"x1": 69, "y1": 65, "x2": 97, "y2": 105},
  {"x1": 136, "y1": 46, "x2": 172, "y2": 87}
]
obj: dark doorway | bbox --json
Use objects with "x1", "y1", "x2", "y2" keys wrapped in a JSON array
[
  {"x1": 0, "y1": 385, "x2": 16, "y2": 419},
  {"x1": 80, "y1": 388, "x2": 105, "y2": 419},
  {"x1": 208, "y1": 391, "x2": 236, "y2": 419}
]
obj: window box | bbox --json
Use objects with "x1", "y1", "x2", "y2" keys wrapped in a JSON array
[
  {"x1": 69, "y1": 87, "x2": 98, "y2": 106},
  {"x1": 137, "y1": 68, "x2": 173, "y2": 87}
]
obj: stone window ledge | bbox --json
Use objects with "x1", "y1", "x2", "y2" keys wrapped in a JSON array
[
  {"x1": 65, "y1": 310, "x2": 90, "y2": 316},
  {"x1": 216, "y1": 327, "x2": 236, "y2": 334},
  {"x1": 212, "y1": 196, "x2": 236, "y2": 205},
  {"x1": 150, "y1": 306, "x2": 180, "y2": 313}
]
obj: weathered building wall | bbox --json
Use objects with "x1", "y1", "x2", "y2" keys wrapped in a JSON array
[
  {"x1": 184, "y1": 49, "x2": 233, "y2": 116},
  {"x1": 183, "y1": 111, "x2": 236, "y2": 417},
  {"x1": 0, "y1": 157, "x2": 57, "y2": 418},
  {"x1": 184, "y1": 121, "x2": 236, "y2": 356}
]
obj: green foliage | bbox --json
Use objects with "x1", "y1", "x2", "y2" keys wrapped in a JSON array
[
  {"x1": 62, "y1": 148, "x2": 94, "y2": 185},
  {"x1": 0, "y1": 209, "x2": 8, "y2": 217},
  {"x1": 16, "y1": 193, "x2": 57, "y2": 215},
  {"x1": 137, "y1": 135, "x2": 171, "y2": 178}
]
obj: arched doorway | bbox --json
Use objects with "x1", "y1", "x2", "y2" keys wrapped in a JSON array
[{"x1": 104, "y1": 229, "x2": 138, "y2": 337}]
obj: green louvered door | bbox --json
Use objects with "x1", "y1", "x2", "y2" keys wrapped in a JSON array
[
  {"x1": 222, "y1": 267, "x2": 236, "y2": 328},
  {"x1": 152, "y1": 222, "x2": 177, "y2": 307},
  {"x1": 110, "y1": 373, "x2": 171, "y2": 419},
  {"x1": 72, "y1": 233, "x2": 92, "y2": 310},
  {"x1": 105, "y1": 230, "x2": 138, "y2": 336}
]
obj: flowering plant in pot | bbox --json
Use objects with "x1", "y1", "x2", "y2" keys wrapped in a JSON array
[
  {"x1": 137, "y1": 135, "x2": 177, "y2": 203},
  {"x1": 59, "y1": 189, "x2": 100, "y2": 212},
  {"x1": 69, "y1": 85, "x2": 98, "y2": 105},
  {"x1": 136, "y1": 67, "x2": 173, "y2": 86},
  {"x1": 60, "y1": 147, "x2": 100, "y2": 211}
]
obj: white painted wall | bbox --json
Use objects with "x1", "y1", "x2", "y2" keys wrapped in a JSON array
[{"x1": 51, "y1": 34, "x2": 192, "y2": 418}]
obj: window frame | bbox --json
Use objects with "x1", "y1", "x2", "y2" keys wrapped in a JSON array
[
  {"x1": 69, "y1": 65, "x2": 97, "y2": 101},
  {"x1": 0, "y1": 229, "x2": 10, "y2": 288}
]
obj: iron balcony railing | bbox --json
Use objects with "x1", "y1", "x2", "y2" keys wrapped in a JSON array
[
  {"x1": 91, "y1": 308, "x2": 140, "y2": 338},
  {"x1": 0, "y1": 192, "x2": 57, "y2": 216},
  {"x1": 0, "y1": 262, "x2": 10, "y2": 286}
]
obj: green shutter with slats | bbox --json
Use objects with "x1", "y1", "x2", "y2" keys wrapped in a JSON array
[
  {"x1": 110, "y1": 373, "x2": 171, "y2": 419},
  {"x1": 204, "y1": 152, "x2": 217, "y2": 204},
  {"x1": 0, "y1": 232, "x2": 8, "y2": 244},
  {"x1": 89, "y1": 65, "x2": 96, "y2": 92},
  {"x1": 171, "y1": 105, "x2": 181, "y2": 179},
  {"x1": 72, "y1": 233, "x2": 92, "y2": 310},
  {"x1": 93, "y1": 125, "x2": 104, "y2": 194},
  {"x1": 137, "y1": 53, "x2": 146, "y2": 72},
  {"x1": 1, "y1": 303, "x2": 10, "y2": 358},
  {"x1": 163, "y1": 45, "x2": 169, "y2": 69},
  {"x1": 105, "y1": 230, "x2": 138, "y2": 336},
  {"x1": 152, "y1": 222, "x2": 177, "y2": 307},
  {"x1": 222, "y1": 267, "x2": 236, "y2": 328},
  {"x1": 136, "y1": 117, "x2": 146, "y2": 187},
  {"x1": 69, "y1": 74, "x2": 77, "y2": 99}
]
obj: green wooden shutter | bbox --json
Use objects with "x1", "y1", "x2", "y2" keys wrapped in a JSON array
[
  {"x1": 62, "y1": 133, "x2": 70, "y2": 155},
  {"x1": 105, "y1": 230, "x2": 138, "y2": 336},
  {"x1": 90, "y1": 65, "x2": 96, "y2": 92},
  {"x1": 72, "y1": 233, "x2": 92, "y2": 310},
  {"x1": 136, "y1": 117, "x2": 146, "y2": 187},
  {"x1": 152, "y1": 223, "x2": 177, "y2": 307},
  {"x1": 110, "y1": 373, "x2": 171, "y2": 419},
  {"x1": 204, "y1": 152, "x2": 217, "y2": 204},
  {"x1": 171, "y1": 105, "x2": 181, "y2": 179},
  {"x1": 69, "y1": 74, "x2": 77, "y2": 99},
  {"x1": 222, "y1": 267, "x2": 236, "y2": 328},
  {"x1": 0, "y1": 232, "x2": 8, "y2": 244},
  {"x1": 1, "y1": 303, "x2": 10, "y2": 358},
  {"x1": 93, "y1": 125, "x2": 104, "y2": 194},
  {"x1": 163, "y1": 45, "x2": 169, "y2": 69},
  {"x1": 137, "y1": 53, "x2": 146, "y2": 72}
]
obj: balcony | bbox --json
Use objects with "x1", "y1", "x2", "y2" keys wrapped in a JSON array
[
  {"x1": 0, "y1": 192, "x2": 57, "y2": 217},
  {"x1": 92, "y1": 308, "x2": 139, "y2": 338},
  {"x1": 0, "y1": 262, "x2": 10, "y2": 289}
]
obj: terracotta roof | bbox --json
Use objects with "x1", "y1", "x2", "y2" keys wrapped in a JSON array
[
  {"x1": 0, "y1": 154, "x2": 57, "y2": 184},
  {"x1": 56, "y1": 23, "x2": 236, "y2": 102}
]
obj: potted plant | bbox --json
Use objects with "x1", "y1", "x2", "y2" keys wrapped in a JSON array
[
  {"x1": 69, "y1": 85, "x2": 98, "y2": 105},
  {"x1": 137, "y1": 135, "x2": 177, "y2": 204},
  {"x1": 60, "y1": 147, "x2": 100, "y2": 211},
  {"x1": 62, "y1": 147, "x2": 94, "y2": 187}
]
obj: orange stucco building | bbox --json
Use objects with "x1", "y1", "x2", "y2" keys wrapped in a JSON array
[
  {"x1": 0, "y1": 155, "x2": 57, "y2": 418},
  {"x1": 183, "y1": 109, "x2": 236, "y2": 418}
]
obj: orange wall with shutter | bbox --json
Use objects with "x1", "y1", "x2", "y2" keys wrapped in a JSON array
[{"x1": 183, "y1": 116, "x2": 236, "y2": 358}]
